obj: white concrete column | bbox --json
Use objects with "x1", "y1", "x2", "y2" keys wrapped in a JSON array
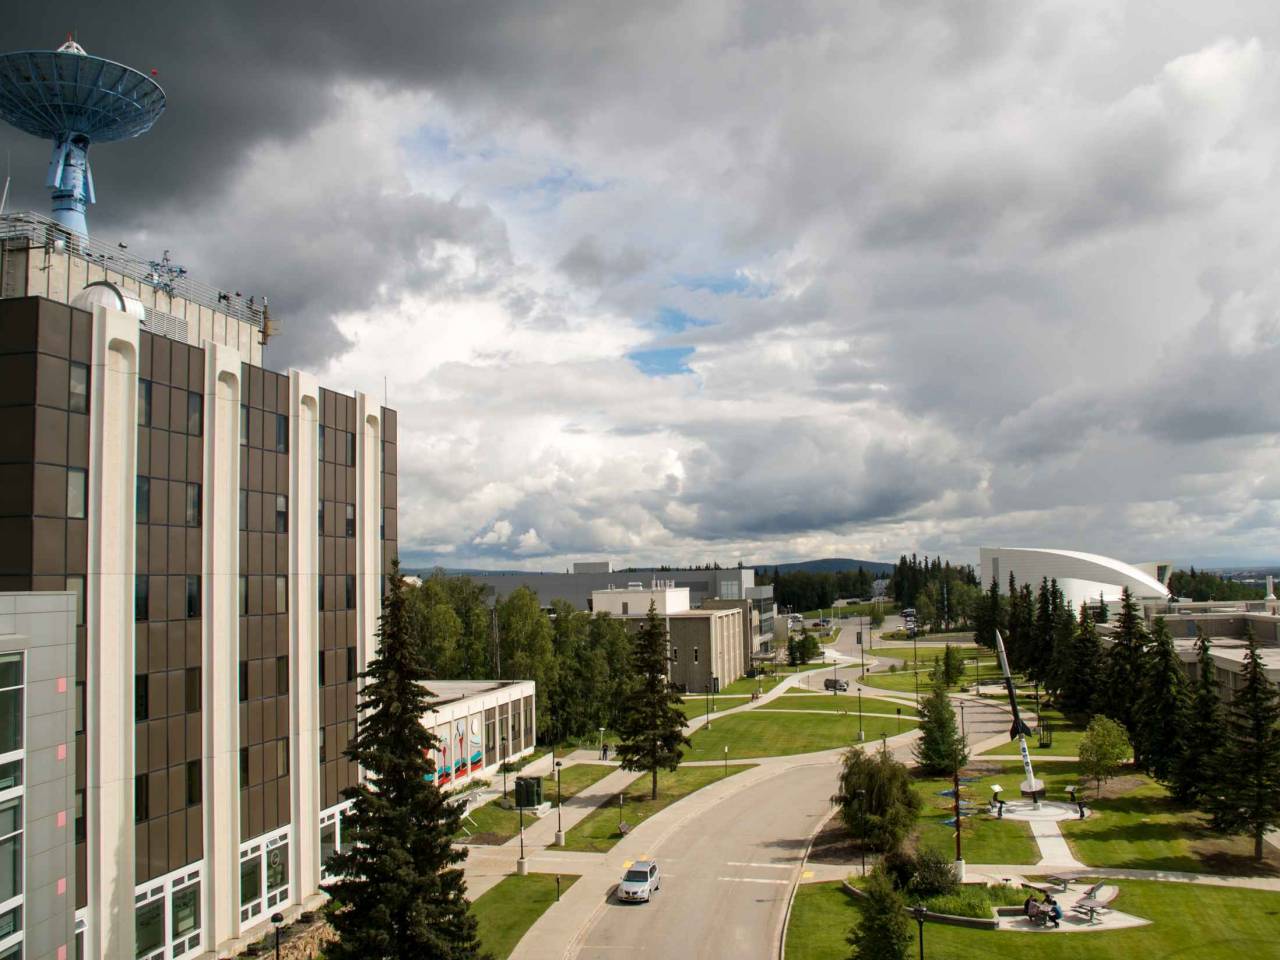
[
  {"x1": 85, "y1": 305, "x2": 140, "y2": 960},
  {"x1": 289, "y1": 371, "x2": 322, "y2": 901},
  {"x1": 201, "y1": 343, "x2": 243, "y2": 949},
  {"x1": 354, "y1": 394, "x2": 383, "y2": 676}
]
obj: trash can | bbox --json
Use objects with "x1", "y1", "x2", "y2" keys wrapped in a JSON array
[{"x1": 514, "y1": 776, "x2": 543, "y2": 808}]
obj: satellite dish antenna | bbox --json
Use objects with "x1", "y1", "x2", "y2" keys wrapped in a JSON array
[{"x1": 0, "y1": 38, "x2": 166, "y2": 236}]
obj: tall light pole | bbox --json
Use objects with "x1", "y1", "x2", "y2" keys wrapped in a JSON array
[
  {"x1": 856, "y1": 788, "x2": 867, "y2": 876},
  {"x1": 500, "y1": 734, "x2": 508, "y2": 798},
  {"x1": 554, "y1": 759, "x2": 565, "y2": 846},
  {"x1": 912, "y1": 904, "x2": 927, "y2": 959},
  {"x1": 913, "y1": 630, "x2": 919, "y2": 699},
  {"x1": 516, "y1": 801, "x2": 528, "y2": 875},
  {"x1": 271, "y1": 913, "x2": 284, "y2": 960},
  {"x1": 705, "y1": 679, "x2": 712, "y2": 728},
  {"x1": 857, "y1": 688, "x2": 864, "y2": 742}
]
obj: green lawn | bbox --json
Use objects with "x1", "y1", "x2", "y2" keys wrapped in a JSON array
[
  {"x1": 982, "y1": 707, "x2": 1089, "y2": 758},
  {"x1": 471, "y1": 872, "x2": 578, "y2": 958},
  {"x1": 684, "y1": 711, "x2": 916, "y2": 761},
  {"x1": 870, "y1": 644, "x2": 993, "y2": 668},
  {"x1": 788, "y1": 879, "x2": 1280, "y2": 960},
  {"x1": 859, "y1": 669, "x2": 931, "y2": 695},
  {"x1": 458, "y1": 763, "x2": 615, "y2": 844},
  {"x1": 913, "y1": 767, "x2": 1037, "y2": 864},
  {"x1": 720, "y1": 663, "x2": 825, "y2": 695},
  {"x1": 561, "y1": 763, "x2": 752, "y2": 853},
  {"x1": 677, "y1": 694, "x2": 751, "y2": 721},
  {"x1": 779, "y1": 692, "x2": 919, "y2": 717}
]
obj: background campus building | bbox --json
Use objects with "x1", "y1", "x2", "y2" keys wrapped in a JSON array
[{"x1": 979, "y1": 547, "x2": 1172, "y2": 612}]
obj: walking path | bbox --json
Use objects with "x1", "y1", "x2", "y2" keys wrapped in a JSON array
[{"x1": 1029, "y1": 818, "x2": 1083, "y2": 868}]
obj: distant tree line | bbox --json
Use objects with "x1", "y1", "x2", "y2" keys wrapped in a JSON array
[
  {"x1": 754, "y1": 566, "x2": 881, "y2": 611},
  {"x1": 1168, "y1": 567, "x2": 1263, "y2": 602}
]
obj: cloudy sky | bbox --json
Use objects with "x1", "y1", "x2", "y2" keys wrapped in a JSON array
[{"x1": 6, "y1": 2, "x2": 1279, "y2": 569}]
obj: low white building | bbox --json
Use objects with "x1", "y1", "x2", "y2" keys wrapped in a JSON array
[
  {"x1": 591, "y1": 580, "x2": 691, "y2": 617},
  {"x1": 979, "y1": 547, "x2": 1171, "y2": 612},
  {"x1": 421, "y1": 680, "x2": 537, "y2": 789}
]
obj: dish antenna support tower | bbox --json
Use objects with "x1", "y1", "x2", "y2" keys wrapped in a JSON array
[{"x1": 0, "y1": 37, "x2": 166, "y2": 237}]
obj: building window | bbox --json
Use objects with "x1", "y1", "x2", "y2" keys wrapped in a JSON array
[
  {"x1": 185, "y1": 482, "x2": 201, "y2": 526},
  {"x1": 186, "y1": 575, "x2": 201, "y2": 619},
  {"x1": 135, "y1": 899, "x2": 164, "y2": 957},
  {"x1": 238, "y1": 662, "x2": 248, "y2": 703},
  {"x1": 135, "y1": 674, "x2": 149, "y2": 721},
  {"x1": 317, "y1": 651, "x2": 325, "y2": 687},
  {"x1": 239, "y1": 855, "x2": 261, "y2": 908},
  {"x1": 66, "y1": 574, "x2": 84, "y2": 626},
  {"x1": 345, "y1": 431, "x2": 356, "y2": 466},
  {"x1": 74, "y1": 681, "x2": 85, "y2": 735},
  {"x1": 186, "y1": 759, "x2": 202, "y2": 806},
  {"x1": 276, "y1": 656, "x2": 289, "y2": 695},
  {"x1": 318, "y1": 576, "x2": 325, "y2": 611},
  {"x1": 240, "y1": 404, "x2": 248, "y2": 444},
  {"x1": 275, "y1": 494, "x2": 288, "y2": 534},
  {"x1": 0, "y1": 798, "x2": 18, "y2": 903},
  {"x1": 138, "y1": 379, "x2": 152, "y2": 426},
  {"x1": 345, "y1": 575, "x2": 355, "y2": 610},
  {"x1": 187, "y1": 391, "x2": 203, "y2": 435},
  {"x1": 318, "y1": 727, "x2": 326, "y2": 764},
  {"x1": 136, "y1": 477, "x2": 150, "y2": 524},
  {"x1": 318, "y1": 501, "x2": 325, "y2": 536},
  {"x1": 276, "y1": 575, "x2": 288, "y2": 614},
  {"x1": 74, "y1": 789, "x2": 85, "y2": 843},
  {"x1": 185, "y1": 667, "x2": 201, "y2": 713},
  {"x1": 318, "y1": 425, "x2": 326, "y2": 461},
  {"x1": 135, "y1": 576, "x2": 149, "y2": 622},
  {"x1": 672, "y1": 647, "x2": 678, "y2": 663},
  {"x1": 66, "y1": 467, "x2": 87, "y2": 519},
  {"x1": 320, "y1": 822, "x2": 336, "y2": 869},
  {"x1": 239, "y1": 488, "x2": 248, "y2": 530},
  {"x1": 0, "y1": 657, "x2": 20, "y2": 756},
  {"x1": 135, "y1": 774, "x2": 149, "y2": 822},
  {"x1": 267, "y1": 842, "x2": 289, "y2": 895},
  {"x1": 621, "y1": 602, "x2": 629, "y2": 615},
  {"x1": 239, "y1": 747, "x2": 249, "y2": 785},
  {"x1": 275, "y1": 414, "x2": 289, "y2": 453},
  {"x1": 693, "y1": 647, "x2": 699, "y2": 664},
  {"x1": 344, "y1": 504, "x2": 355, "y2": 538},
  {"x1": 276, "y1": 738, "x2": 289, "y2": 778},
  {"x1": 171, "y1": 882, "x2": 201, "y2": 946},
  {"x1": 346, "y1": 647, "x2": 357, "y2": 682},
  {"x1": 69, "y1": 361, "x2": 89, "y2": 413}
]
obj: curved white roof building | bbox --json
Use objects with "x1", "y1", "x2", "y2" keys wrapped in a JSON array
[{"x1": 979, "y1": 547, "x2": 1171, "y2": 612}]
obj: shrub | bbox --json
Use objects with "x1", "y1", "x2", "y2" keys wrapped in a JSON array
[
  {"x1": 879, "y1": 848, "x2": 917, "y2": 890},
  {"x1": 907, "y1": 848, "x2": 957, "y2": 897},
  {"x1": 835, "y1": 744, "x2": 922, "y2": 854}
]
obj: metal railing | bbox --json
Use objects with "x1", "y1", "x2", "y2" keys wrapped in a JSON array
[{"x1": 0, "y1": 209, "x2": 265, "y2": 328}]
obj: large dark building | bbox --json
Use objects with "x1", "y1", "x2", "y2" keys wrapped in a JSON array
[{"x1": 0, "y1": 219, "x2": 397, "y2": 959}]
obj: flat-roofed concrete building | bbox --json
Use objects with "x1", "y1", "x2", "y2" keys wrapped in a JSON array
[
  {"x1": 590, "y1": 584, "x2": 744, "y2": 692},
  {"x1": 980, "y1": 547, "x2": 1171, "y2": 612},
  {"x1": 0, "y1": 271, "x2": 396, "y2": 957},
  {"x1": 418, "y1": 681, "x2": 536, "y2": 792}
]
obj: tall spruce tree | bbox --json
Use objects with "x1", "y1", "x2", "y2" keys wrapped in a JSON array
[
  {"x1": 615, "y1": 602, "x2": 689, "y2": 799},
  {"x1": 847, "y1": 867, "x2": 912, "y2": 960},
  {"x1": 1059, "y1": 607, "x2": 1101, "y2": 717},
  {"x1": 1133, "y1": 618, "x2": 1190, "y2": 784},
  {"x1": 1045, "y1": 601, "x2": 1077, "y2": 702},
  {"x1": 1204, "y1": 627, "x2": 1280, "y2": 860},
  {"x1": 972, "y1": 578, "x2": 1001, "y2": 649},
  {"x1": 1097, "y1": 587, "x2": 1146, "y2": 740},
  {"x1": 1171, "y1": 629, "x2": 1222, "y2": 804},
  {"x1": 1027, "y1": 578, "x2": 1055, "y2": 684},
  {"x1": 913, "y1": 668, "x2": 968, "y2": 775},
  {"x1": 324, "y1": 565, "x2": 484, "y2": 960}
]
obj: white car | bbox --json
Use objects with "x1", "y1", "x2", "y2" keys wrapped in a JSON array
[{"x1": 617, "y1": 860, "x2": 661, "y2": 903}]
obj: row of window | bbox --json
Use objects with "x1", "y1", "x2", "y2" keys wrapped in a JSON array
[
  {"x1": 318, "y1": 576, "x2": 358, "y2": 611},
  {"x1": 318, "y1": 648, "x2": 358, "y2": 688},
  {"x1": 135, "y1": 576, "x2": 202, "y2": 622},
  {"x1": 239, "y1": 657, "x2": 289, "y2": 702},
  {"x1": 137, "y1": 477, "x2": 201, "y2": 526},
  {"x1": 135, "y1": 763, "x2": 202, "y2": 821},
  {"x1": 234, "y1": 494, "x2": 357, "y2": 537},
  {"x1": 240, "y1": 740, "x2": 290, "y2": 785},
  {"x1": 139, "y1": 380, "x2": 203, "y2": 435},
  {"x1": 318, "y1": 425, "x2": 357, "y2": 465},
  {"x1": 241, "y1": 406, "x2": 289, "y2": 453},
  {"x1": 318, "y1": 501, "x2": 357, "y2": 537},
  {"x1": 135, "y1": 668, "x2": 202, "y2": 721}
]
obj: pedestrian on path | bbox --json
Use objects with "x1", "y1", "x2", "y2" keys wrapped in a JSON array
[{"x1": 602, "y1": 742, "x2": 610, "y2": 762}]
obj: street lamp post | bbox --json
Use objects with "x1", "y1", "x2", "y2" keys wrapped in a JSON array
[
  {"x1": 517, "y1": 802, "x2": 528, "y2": 875},
  {"x1": 554, "y1": 760, "x2": 565, "y2": 846},
  {"x1": 270, "y1": 912, "x2": 284, "y2": 960},
  {"x1": 912, "y1": 904, "x2": 927, "y2": 960},
  {"x1": 723, "y1": 743, "x2": 729, "y2": 778},
  {"x1": 705, "y1": 679, "x2": 712, "y2": 729},
  {"x1": 959, "y1": 701, "x2": 966, "y2": 740},
  {"x1": 500, "y1": 734, "x2": 508, "y2": 798},
  {"x1": 857, "y1": 688, "x2": 864, "y2": 742},
  {"x1": 913, "y1": 631, "x2": 919, "y2": 699}
]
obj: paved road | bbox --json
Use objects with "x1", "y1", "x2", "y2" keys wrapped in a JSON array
[{"x1": 573, "y1": 760, "x2": 834, "y2": 960}]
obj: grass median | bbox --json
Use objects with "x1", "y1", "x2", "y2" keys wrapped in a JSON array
[
  {"x1": 778, "y1": 692, "x2": 919, "y2": 717},
  {"x1": 459, "y1": 763, "x2": 615, "y2": 844},
  {"x1": 719, "y1": 663, "x2": 826, "y2": 695},
  {"x1": 684, "y1": 711, "x2": 915, "y2": 761},
  {"x1": 677, "y1": 694, "x2": 751, "y2": 721},
  {"x1": 913, "y1": 765, "x2": 1037, "y2": 864},
  {"x1": 786, "y1": 878, "x2": 1280, "y2": 960},
  {"x1": 471, "y1": 872, "x2": 578, "y2": 958},
  {"x1": 560, "y1": 763, "x2": 753, "y2": 853},
  {"x1": 981, "y1": 706, "x2": 1087, "y2": 758}
]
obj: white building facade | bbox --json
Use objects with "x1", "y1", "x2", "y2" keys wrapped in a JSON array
[{"x1": 979, "y1": 547, "x2": 1171, "y2": 612}]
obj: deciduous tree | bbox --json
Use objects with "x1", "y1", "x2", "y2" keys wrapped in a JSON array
[
  {"x1": 835, "y1": 744, "x2": 921, "y2": 853},
  {"x1": 847, "y1": 867, "x2": 911, "y2": 960},
  {"x1": 1079, "y1": 715, "x2": 1130, "y2": 798}
]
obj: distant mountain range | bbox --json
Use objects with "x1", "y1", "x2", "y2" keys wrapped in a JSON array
[{"x1": 752, "y1": 557, "x2": 895, "y2": 576}]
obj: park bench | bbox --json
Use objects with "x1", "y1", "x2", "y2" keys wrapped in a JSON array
[
  {"x1": 1045, "y1": 876, "x2": 1071, "y2": 891},
  {"x1": 1071, "y1": 881, "x2": 1112, "y2": 924}
]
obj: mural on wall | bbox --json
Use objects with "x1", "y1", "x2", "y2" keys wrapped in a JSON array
[
  {"x1": 454, "y1": 719, "x2": 467, "y2": 780},
  {"x1": 469, "y1": 715, "x2": 483, "y2": 773}
]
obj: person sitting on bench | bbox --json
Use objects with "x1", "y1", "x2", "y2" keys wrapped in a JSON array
[
  {"x1": 1043, "y1": 894, "x2": 1062, "y2": 928},
  {"x1": 1023, "y1": 894, "x2": 1037, "y2": 917}
]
